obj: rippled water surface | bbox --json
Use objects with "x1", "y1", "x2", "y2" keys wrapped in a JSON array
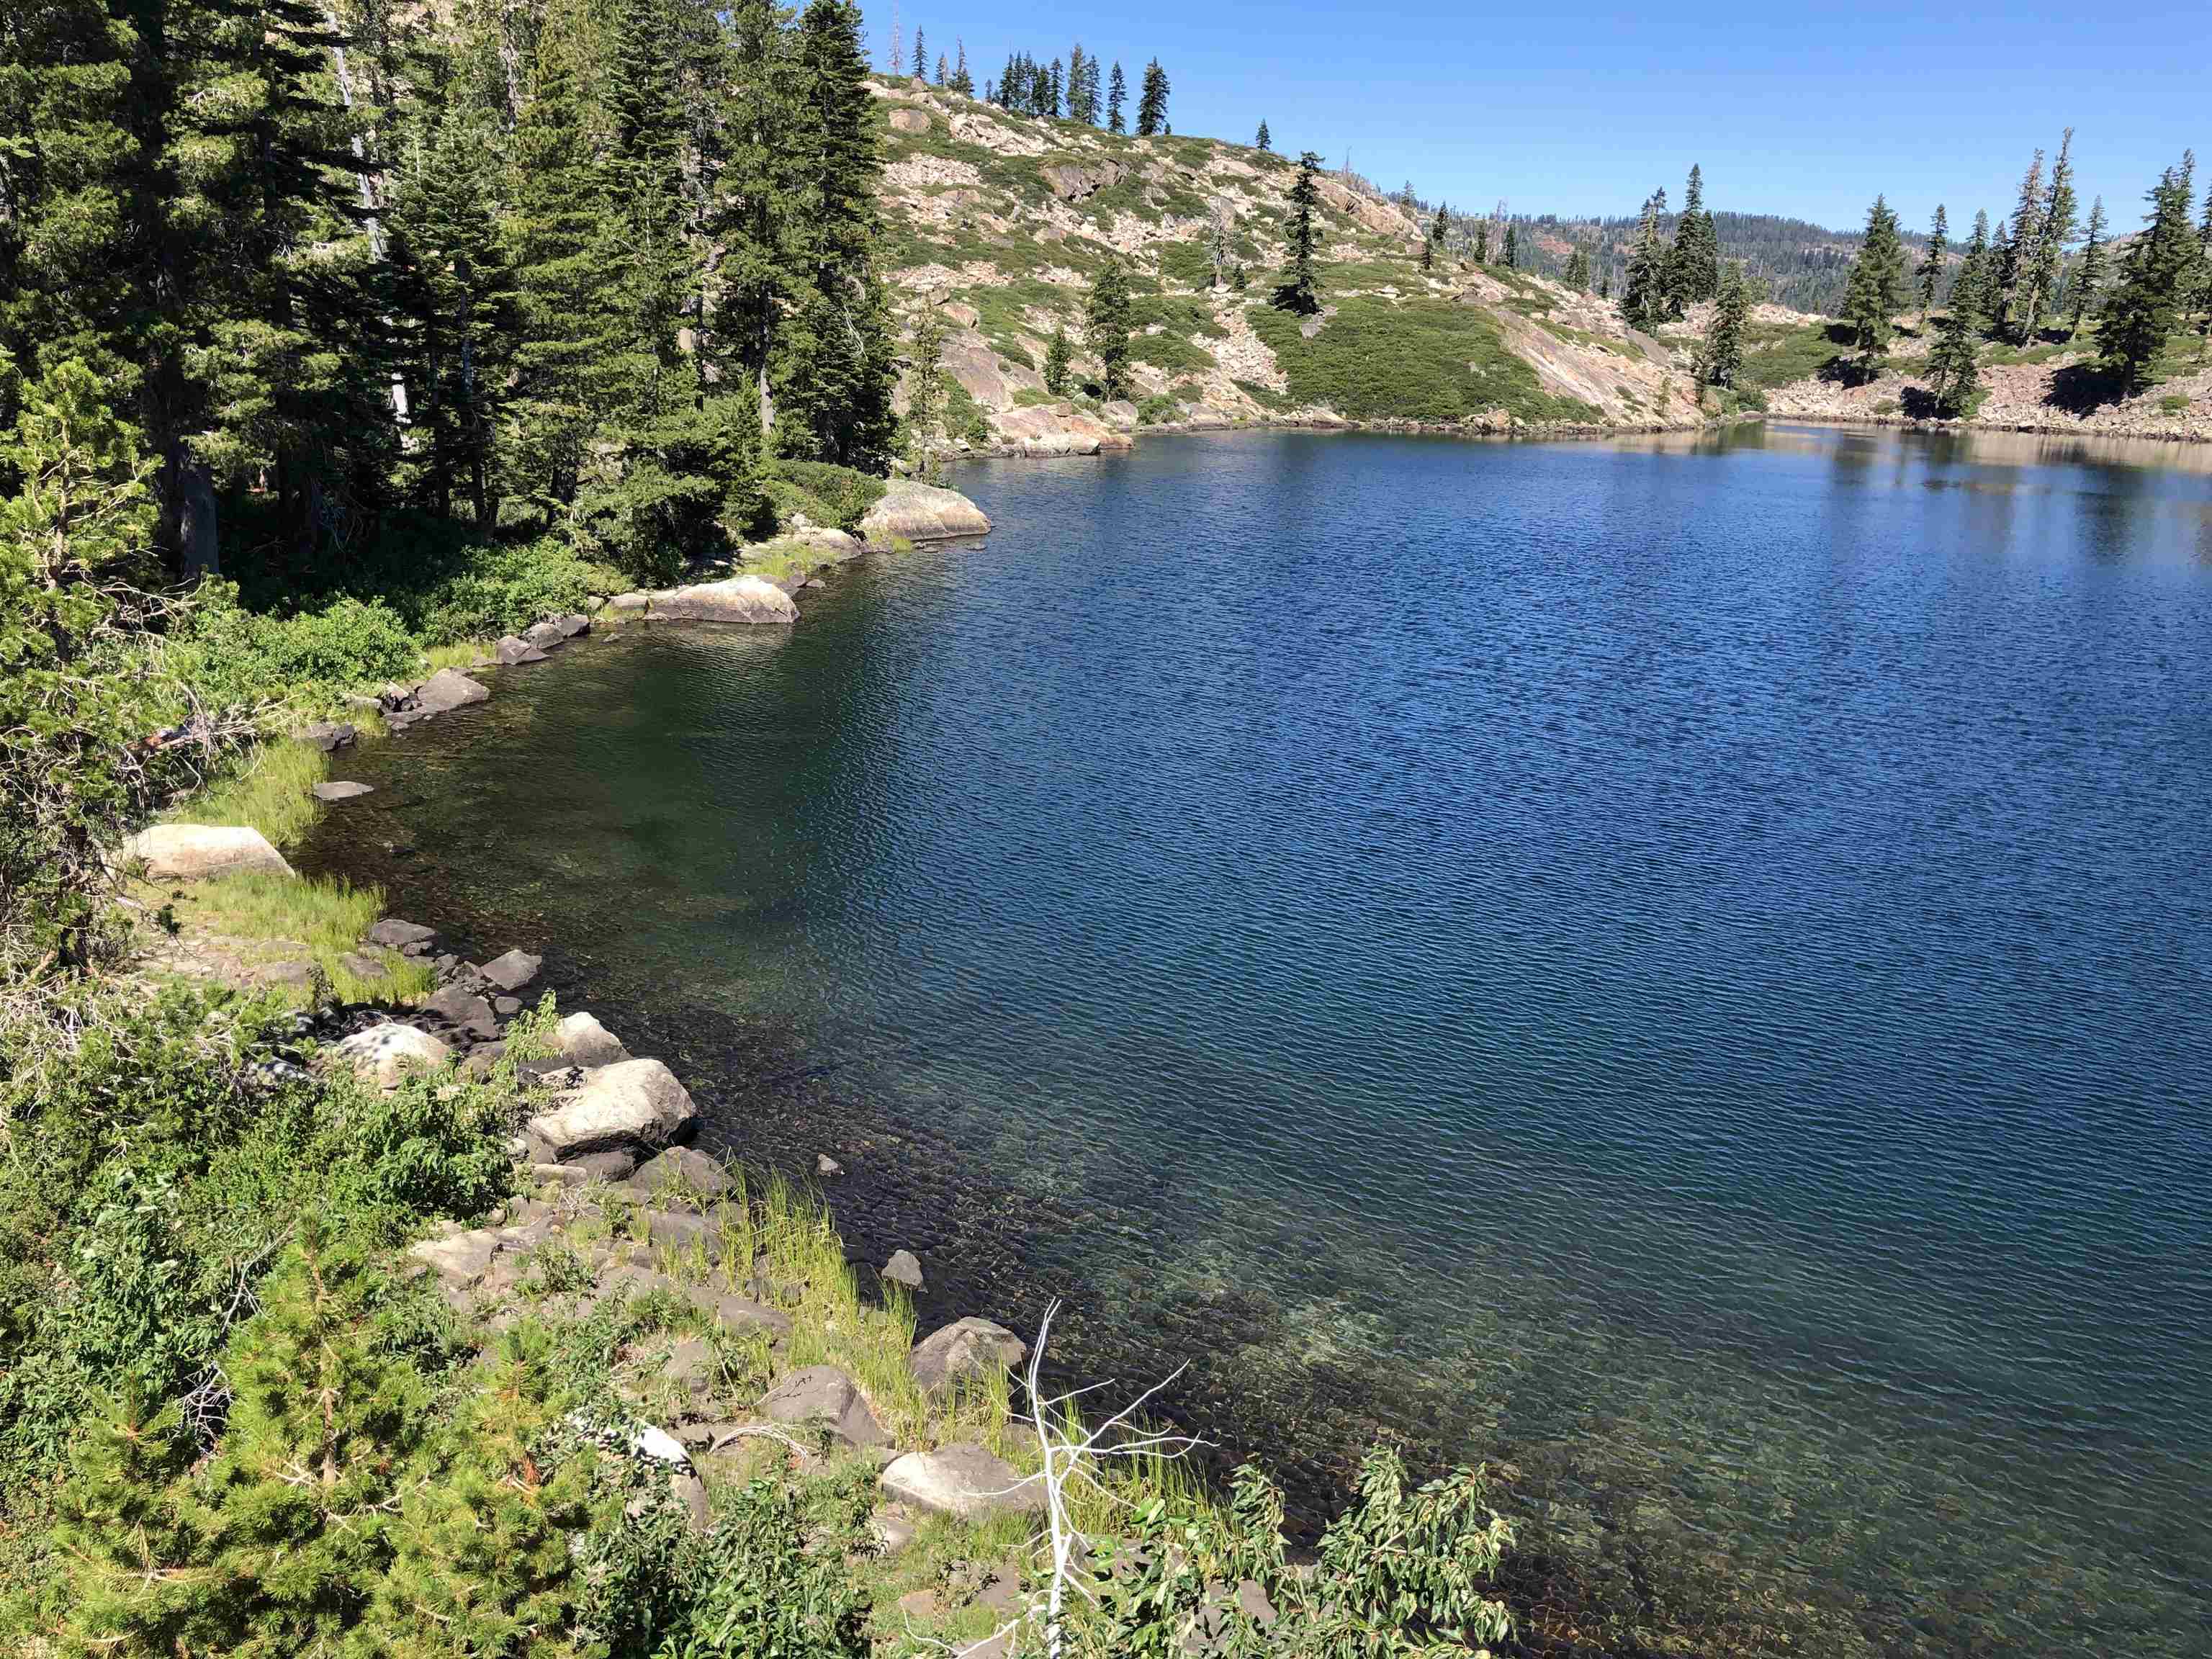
[{"x1": 302, "y1": 426, "x2": 2212, "y2": 1657}]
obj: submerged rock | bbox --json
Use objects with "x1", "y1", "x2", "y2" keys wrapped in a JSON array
[
  {"x1": 120, "y1": 824, "x2": 293, "y2": 882},
  {"x1": 312, "y1": 781, "x2": 374, "y2": 801}
]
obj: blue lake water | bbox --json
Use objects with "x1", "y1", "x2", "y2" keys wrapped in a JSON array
[{"x1": 302, "y1": 425, "x2": 2212, "y2": 1657}]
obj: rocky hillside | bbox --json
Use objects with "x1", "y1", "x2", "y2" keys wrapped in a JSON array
[{"x1": 870, "y1": 78, "x2": 1704, "y2": 454}]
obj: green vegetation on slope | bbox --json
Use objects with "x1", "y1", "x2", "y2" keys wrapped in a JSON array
[{"x1": 1250, "y1": 296, "x2": 1600, "y2": 425}]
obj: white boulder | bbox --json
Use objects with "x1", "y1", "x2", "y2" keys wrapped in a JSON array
[
  {"x1": 526, "y1": 1058, "x2": 698, "y2": 1159},
  {"x1": 121, "y1": 824, "x2": 293, "y2": 882}
]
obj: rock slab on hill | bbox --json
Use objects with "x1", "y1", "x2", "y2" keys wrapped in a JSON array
[
  {"x1": 859, "y1": 480, "x2": 992, "y2": 544},
  {"x1": 122, "y1": 824, "x2": 294, "y2": 882},
  {"x1": 880, "y1": 1444, "x2": 1041, "y2": 1521},
  {"x1": 911, "y1": 1318, "x2": 1029, "y2": 1399},
  {"x1": 527, "y1": 1058, "x2": 698, "y2": 1158}
]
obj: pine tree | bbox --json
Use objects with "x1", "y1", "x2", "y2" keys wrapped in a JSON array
[
  {"x1": 1048, "y1": 58, "x2": 1064, "y2": 119},
  {"x1": 1107, "y1": 62, "x2": 1128, "y2": 132},
  {"x1": 906, "y1": 301, "x2": 947, "y2": 445},
  {"x1": 1502, "y1": 223, "x2": 1518, "y2": 269},
  {"x1": 1067, "y1": 44, "x2": 1090, "y2": 123},
  {"x1": 910, "y1": 27, "x2": 925, "y2": 78},
  {"x1": 2100, "y1": 154, "x2": 2199, "y2": 393},
  {"x1": 950, "y1": 40, "x2": 974, "y2": 95},
  {"x1": 1666, "y1": 163, "x2": 1719, "y2": 310},
  {"x1": 1256, "y1": 120, "x2": 1272, "y2": 152},
  {"x1": 1043, "y1": 325, "x2": 1073, "y2": 395},
  {"x1": 2021, "y1": 128, "x2": 2077, "y2": 343},
  {"x1": 2068, "y1": 196, "x2": 2108, "y2": 335},
  {"x1": 1622, "y1": 192, "x2": 1665, "y2": 325},
  {"x1": 1085, "y1": 257, "x2": 1133, "y2": 398},
  {"x1": 1424, "y1": 206, "x2": 1448, "y2": 272},
  {"x1": 1279, "y1": 151, "x2": 1324, "y2": 313},
  {"x1": 388, "y1": 109, "x2": 522, "y2": 525},
  {"x1": 1474, "y1": 223, "x2": 1489, "y2": 265},
  {"x1": 1915, "y1": 204, "x2": 1948, "y2": 325},
  {"x1": 1698, "y1": 261, "x2": 1751, "y2": 388},
  {"x1": 1997, "y1": 148, "x2": 2044, "y2": 338},
  {"x1": 1564, "y1": 244, "x2": 1591, "y2": 291},
  {"x1": 1136, "y1": 59, "x2": 1169, "y2": 136},
  {"x1": 1926, "y1": 285, "x2": 1983, "y2": 418},
  {"x1": 1840, "y1": 194, "x2": 1908, "y2": 369}
]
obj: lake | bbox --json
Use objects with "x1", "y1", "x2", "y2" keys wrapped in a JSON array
[{"x1": 300, "y1": 424, "x2": 2212, "y2": 1658}]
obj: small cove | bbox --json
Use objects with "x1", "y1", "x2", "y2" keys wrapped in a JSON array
[{"x1": 300, "y1": 424, "x2": 2212, "y2": 1658}]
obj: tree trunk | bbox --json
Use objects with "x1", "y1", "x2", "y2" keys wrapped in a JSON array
[{"x1": 178, "y1": 462, "x2": 220, "y2": 577}]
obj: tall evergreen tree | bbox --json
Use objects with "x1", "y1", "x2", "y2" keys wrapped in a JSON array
[
  {"x1": 1107, "y1": 62, "x2": 1128, "y2": 132},
  {"x1": 1622, "y1": 193, "x2": 1666, "y2": 327},
  {"x1": 1564, "y1": 243, "x2": 1591, "y2": 291},
  {"x1": 1067, "y1": 43, "x2": 1091, "y2": 122},
  {"x1": 2068, "y1": 196, "x2": 2108, "y2": 335},
  {"x1": 1424, "y1": 206, "x2": 1448, "y2": 273},
  {"x1": 1502, "y1": 222, "x2": 1518, "y2": 268},
  {"x1": 910, "y1": 27, "x2": 925, "y2": 78},
  {"x1": 1840, "y1": 194, "x2": 1908, "y2": 369},
  {"x1": 1926, "y1": 226, "x2": 1985, "y2": 417},
  {"x1": 2020, "y1": 128, "x2": 2077, "y2": 343},
  {"x1": 1255, "y1": 119, "x2": 1272, "y2": 152},
  {"x1": 1953, "y1": 210, "x2": 1992, "y2": 333},
  {"x1": 1048, "y1": 58, "x2": 1063, "y2": 118},
  {"x1": 1997, "y1": 147, "x2": 2044, "y2": 338},
  {"x1": 1085, "y1": 257, "x2": 1133, "y2": 397},
  {"x1": 1473, "y1": 223, "x2": 1489, "y2": 265},
  {"x1": 2100, "y1": 154, "x2": 2199, "y2": 393},
  {"x1": 950, "y1": 39, "x2": 974, "y2": 94},
  {"x1": 1666, "y1": 163, "x2": 1719, "y2": 310},
  {"x1": 1136, "y1": 58, "x2": 1169, "y2": 136},
  {"x1": 1915, "y1": 204, "x2": 1948, "y2": 325},
  {"x1": 1043, "y1": 323, "x2": 1073, "y2": 396},
  {"x1": 1698, "y1": 261, "x2": 1751, "y2": 388},
  {"x1": 1279, "y1": 151, "x2": 1324, "y2": 313}
]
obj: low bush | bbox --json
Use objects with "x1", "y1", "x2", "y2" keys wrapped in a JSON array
[{"x1": 765, "y1": 459, "x2": 887, "y2": 533}]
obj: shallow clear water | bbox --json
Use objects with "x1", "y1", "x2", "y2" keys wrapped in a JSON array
[{"x1": 302, "y1": 425, "x2": 2212, "y2": 1658}]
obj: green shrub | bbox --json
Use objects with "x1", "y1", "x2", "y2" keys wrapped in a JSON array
[
  {"x1": 410, "y1": 536, "x2": 605, "y2": 643},
  {"x1": 765, "y1": 459, "x2": 886, "y2": 533},
  {"x1": 1137, "y1": 393, "x2": 1180, "y2": 426},
  {"x1": 2158, "y1": 393, "x2": 2192, "y2": 415},
  {"x1": 165, "y1": 585, "x2": 421, "y2": 714}
]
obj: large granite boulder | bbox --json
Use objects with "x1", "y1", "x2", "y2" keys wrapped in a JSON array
[
  {"x1": 880, "y1": 1444, "x2": 1040, "y2": 1520},
  {"x1": 332, "y1": 1022, "x2": 451, "y2": 1088},
  {"x1": 649, "y1": 575, "x2": 797, "y2": 624},
  {"x1": 414, "y1": 668, "x2": 490, "y2": 714},
  {"x1": 755, "y1": 1366, "x2": 889, "y2": 1449},
  {"x1": 860, "y1": 480, "x2": 992, "y2": 545},
  {"x1": 555, "y1": 1011, "x2": 630, "y2": 1068},
  {"x1": 121, "y1": 824, "x2": 293, "y2": 882},
  {"x1": 912, "y1": 1318, "x2": 1029, "y2": 1400},
  {"x1": 994, "y1": 403, "x2": 1130, "y2": 457},
  {"x1": 527, "y1": 1058, "x2": 698, "y2": 1158}
]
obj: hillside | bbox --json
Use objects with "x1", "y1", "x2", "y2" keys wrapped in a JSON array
[{"x1": 868, "y1": 78, "x2": 1705, "y2": 453}]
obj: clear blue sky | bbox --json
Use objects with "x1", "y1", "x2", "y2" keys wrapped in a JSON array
[{"x1": 867, "y1": 1, "x2": 2211, "y2": 233}]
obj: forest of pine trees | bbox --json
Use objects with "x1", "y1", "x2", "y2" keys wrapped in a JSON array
[{"x1": 0, "y1": 0, "x2": 906, "y2": 590}]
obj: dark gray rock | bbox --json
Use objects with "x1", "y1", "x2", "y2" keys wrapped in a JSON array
[
  {"x1": 300, "y1": 720, "x2": 356, "y2": 752},
  {"x1": 554, "y1": 612, "x2": 591, "y2": 639},
  {"x1": 425, "y1": 983, "x2": 498, "y2": 1038},
  {"x1": 522, "y1": 620, "x2": 566, "y2": 650},
  {"x1": 912, "y1": 1318, "x2": 1029, "y2": 1401},
  {"x1": 882, "y1": 1249, "x2": 925, "y2": 1292},
  {"x1": 367, "y1": 918, "x2": 436, "y2": 950},
  {"x1": 568, "y1": 1148, "x2": 639, "y2": 1181},
  {"x1": 756, "y1": 1365, "x2": 889, "y2": 1449},
  {"x1": 336, "y1": 950, "x2": 385, "y2": 981},
  {"x1": 413, "y1": 667, "x2": 490, "y2": 714},
  {"x1": 631, "y1": 1145, "x2": 731, "y2": 1200},
  {"x1": 477, "y1": 948, "x2": 542, "y2": 992},
  {"x1": 493, "y1": 995, "x2": 521, "y2": 1017},
  {"x1": 494, "y1": 634, "x2": 549, "y2": 665}
]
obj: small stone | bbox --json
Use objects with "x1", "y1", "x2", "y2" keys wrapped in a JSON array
[
  {"x1": 756, "y1": 1365, "x2": 889, "y2": 1449},
  {"x1": 522, "y1": 620, "x2": 566, "y2": 650},
  {"x1": 882, "y1": 1249, "x2": 924, "y2": 1291},
  {"x1": 494, "y1": 634, "x2": 548, "y2": 665},
  {"x1": 413, "y1": 667, "x2": 490, "y2": 713},
  {"x1": 336, "y1": 950, "x2": 386, "y2": 981},
  {"x1": 631, "y1": 1144, "x2": 731, "y2": 1199},
  {"x1": 311, "y1": 780, "x2": 374, "y2": 801},
  {"x1": 424, "y1": 984, "x2": 498, "y2": 1038},
  {"x1": 477, "y1": 948, "x2": 543, "y2": 992},
  {"x1": 554, "y1": 612, "x2": 591, "y2": 639},
  {"x1": 556, "y1": 1011, "x2": 631, "y2": 1068},
  {"x1": 300, "y1": 720, "x2": 356, "y2": 752},
  {"x1": 266, "y1": 959, "x2": 316, "y2": 987},
  {"x1": 567, "y1": 1148, "x2": 639, "y2": 1181},
  {"x1": 367, "y1": 918, "x2": 436, "y2": 950},
  {"x1": 871, "y1": 1509, "x2": 919, "y2": 1555},
  {"x1": 816, "y1": 1153, "x2": 844, "y2": 1178},
  {"x1": 493, "y1": 995, "x2": 521, "y2": 1017}
]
